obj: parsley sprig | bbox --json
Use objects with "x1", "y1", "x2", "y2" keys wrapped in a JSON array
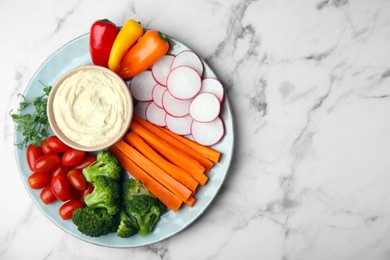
[{"x1": 10, "y1": 83, "x2": 52, "y2": 149}]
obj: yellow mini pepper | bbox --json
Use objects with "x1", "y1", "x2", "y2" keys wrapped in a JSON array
[{"x1": 108, "y1": 19, "x2": 143, "y2": 71}]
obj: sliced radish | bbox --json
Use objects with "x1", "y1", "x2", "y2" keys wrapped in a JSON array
[
  {"x1": 129, "y1": 70, "x2": 156, "y2": 101},
  {"x1": 152, "y1": 55, "x2": 175, "y2": 86},
  {"x1": 191, "y1": 117, "x2": 224, "y2": 146},
  {"x1": 165, "y1": 114, "x2": 193, "y2": 135},
  {"x1": 171, "y1": 50, "x2": 204, "y2": 77},
  {"x1": 134, "y1": 101, "x2": 152, "y2": 119},
  {"x1": 167, "y1": 66, "x2": 201, "y2": 100},
  {"x1": 152, "y1": 84, "x2": 167, "y2": 108},
  {"x1": 162, "y1": 91, "x2": 192, "y2": 117},
  {"x1": 199, "y1": 78, "x2": 225, "y2": 103},
  {"x1": 146, "y1": 102, "x2": 167, "y2": 127},
  {"x1": 189, "y1": 93, "x2": 220, "y2": 122}
]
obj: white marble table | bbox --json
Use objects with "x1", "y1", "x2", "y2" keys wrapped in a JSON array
[{"x1": 2, "y1": 0, "x2": 390, "y2": 259}]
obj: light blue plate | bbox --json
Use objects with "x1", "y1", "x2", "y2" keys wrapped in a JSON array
[{"x1": 14, "y1": 33, "x2": 235, "y2": 247}]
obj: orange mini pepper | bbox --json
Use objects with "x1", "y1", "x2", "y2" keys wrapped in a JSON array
[{"x1": 116, "y1": 30, "x2": 170, "y2": 79}]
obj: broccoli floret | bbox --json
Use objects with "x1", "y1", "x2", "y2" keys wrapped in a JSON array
[
  {"x1": 83, "y1": 150, "x2": 122, "y2": 183},
  {"x1": 117, "y1": 208, "x2": 139, "y2": 238},
  {"x1": 125, "y1": 195, "x2": 167, "y2": 236},
  {"x1": 72, "y1": 207, "x2": 118, "y2": 237},
  {"x1": 84, "y1": 175, "x2": 120, "y2": 215},
  {"x1": 122, "y1": 179, "x2": 166, "y2": 236},
  {"x1": 122, "y1": 178, "x2": 152, "y2": 205}
]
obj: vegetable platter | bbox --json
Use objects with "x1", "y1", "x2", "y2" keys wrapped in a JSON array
[{"x1": 14, "y1": 28, "x2": 234, "y2": 247}]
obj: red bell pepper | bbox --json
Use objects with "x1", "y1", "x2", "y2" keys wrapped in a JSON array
[{"x1": 89, "y1": 19, "x2": 118, "y2": 67}]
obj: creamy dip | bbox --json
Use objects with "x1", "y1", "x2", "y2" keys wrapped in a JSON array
[{"x1": 53, "y1": 69, "x2": 129, "y2": 148}]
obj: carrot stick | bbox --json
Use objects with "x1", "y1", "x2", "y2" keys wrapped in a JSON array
[
  {"x1": 108, "y1": 146, "x2": 182, "y2": 212},
  {"x1": 114, "y1": 140, "x2": 192, "y2": 202},
  {"x1": 185, "y1": 196, "x2": 196, "y2": 207},
  {"x1": 130, "y1": 121, "x2": 208, "y2": 185},
  {"x1": 133, "y1": 115, "x2": 215, "y2": 171},
  {"x1": 160, "y1": 127, "x2": 221, "y2": 163},
  {"x1": 124, "y1": 132, "x2": 199, "y2": 192}
]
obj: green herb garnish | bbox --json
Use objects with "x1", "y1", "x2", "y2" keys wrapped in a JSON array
[{"x1": 10, "y1": 82, "x2": 52, "y2": 149}]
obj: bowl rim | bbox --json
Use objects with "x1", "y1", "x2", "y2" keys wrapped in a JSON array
[{"x1": 47, "y1": 65, "x2": 133, "y2": 152}]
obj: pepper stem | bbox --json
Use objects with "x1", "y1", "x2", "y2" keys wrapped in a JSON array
[{"x1": 158, "y1": 31, "x2": 168, "y2": 42}]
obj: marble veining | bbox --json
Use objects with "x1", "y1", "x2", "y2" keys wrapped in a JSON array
[{"x1": 2, "y1": 0, "x2": 390, "y2": 259}]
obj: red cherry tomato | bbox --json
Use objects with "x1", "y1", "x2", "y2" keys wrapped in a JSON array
[
  {"x1": 69, "y1": 188, "x2": 81, "y2": 200},
  {"x1": 67, "y1": 169, "x2": 87, "y2": 190},
  {"x1": 26, "y1": 144, "x2": 43, "y2": 172},
  {"x1": 52, "y1": 165, "x2": 70, "y2": 177},
  {"x1": 47, "y1": 136, "x2": 70, "y2": 153},
  {"x1": 81, "y1": 183, "x2": 94, "y2": 201},
  {"x1": 40, "y1": 183, "x2": 57, "y2": 204},
  {"x1": 73, "y1": 155, "x2": 96, "y2": 170},
  {"x1": 59, "y1": 200, "x2": 84, "y2": 220},
  {"x1": 41, "y1": 139, "x2": 53, "y2": 154},
  {"x1": 62, "y1": 149, "x2": 85, "y2": 167},
  {"x1": 28, "y1": 171, "x2": 52, "y2": 189},
  {"x1": 34, "y1": 153, "x2": 61, "y2": 173},
  {"x1": 51, "y1": 174, "x2": 73, "y2": 202}
]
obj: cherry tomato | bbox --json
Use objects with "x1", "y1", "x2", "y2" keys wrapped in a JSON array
[
  {"x1": 52, "y1": 165, "x2": 70, "y2": 177},
  {"x1": 34, "y1": 153, "x2": 61, "y2": 173},
  {"x1": 51, "y1": 174, "x2": 73, "y2": 202},
  {"x1": 81, "y1": 183, "x2": 94, "y2": 201},
  {"x1": 69, "y1": 188, "x2": 81, "y2": 200},
  {"x1": 26, "y1": 144, "x2": 43, "y2": 171},
  {"x1": 40, "y1": 183, "x2": 57, "y2": 204},
  {"x1": 28, "y1": 171, "x2": 52, "y2": 189},
  {"x1": 67, "y1": 169, "x2": 87, "y2": 190},
  {"x1": 73, "y1": 155, "x2": 96, "y2": 170},
  {"x1": 59, "y1": 200, "x2": 84, "y2": 220},
  {"x1": 62, "y1": 149, "x2": 85, "y2": 167},
  {"x1": 47, "y1": 136, "x2": 70, "y2": 153},
  {"x1": 41, "y1": 139, "x2": 53, "y2": 154}
]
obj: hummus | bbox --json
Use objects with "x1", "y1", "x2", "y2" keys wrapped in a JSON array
[{"x1": 53, "y1": 69, "x2": 129, "y2": 148}]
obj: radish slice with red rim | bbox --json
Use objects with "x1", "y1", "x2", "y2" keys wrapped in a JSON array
[
  {"x1": 162, "y1": 91, "x2": 192, "y2": 117},
  {"x1": 199, "y1": 78, "x2": 224, "y2": 103},
  {"x1": 190, "y1": 93, "x2": 220, "y2": 122},
  {"x1": 134, "y1": 101, "x2": 152, "y2": 119},
  {"x1": 152, "y1": 54, "x2": 175, "y2": 86},
  {"x1": 146, "y1": 102, "x2": 167, "y2": 127},
  {"x1": 129, "y1": 70, "x2": 156, "y2": 101},
  {"x1": 165, "y1": 114, "x2": 193, "y2": 135},
  {"x1": 171, "y1": 50, "x2": 204, "y2": 77},
  {"x1": 167, "y1": 66, "x2": 201, "y2": 100},
  {"x1": 191, "y1": 117, "x2": 224, "y2": 146},
  {"x1": 152, "y1": 84, "x2": 167, "y2": 108}
]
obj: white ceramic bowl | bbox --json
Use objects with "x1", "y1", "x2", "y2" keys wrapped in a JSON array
[{"x1": 47, "y1": 65, "x2": 133, "y2": 152}]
